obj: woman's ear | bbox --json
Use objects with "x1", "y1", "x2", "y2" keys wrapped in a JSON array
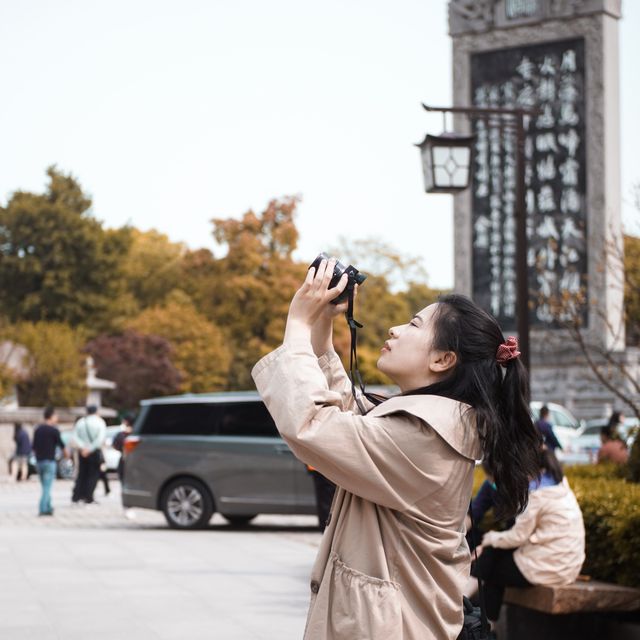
[{"x1": 429, "y1": 350, "x2": 457, "y2": 374}]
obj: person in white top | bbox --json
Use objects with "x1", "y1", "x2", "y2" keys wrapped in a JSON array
[
  {"x1": 471, "y1": 448, "x2": 585, "y2": 623},
  {"x1": 71, "y1": 405, "x2": 107, "y2": 504}
]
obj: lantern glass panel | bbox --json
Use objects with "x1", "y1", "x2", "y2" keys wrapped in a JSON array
[
  {"x1": 434, "y1": 166, "x2": 450, "y2": 186},
  {"x1": 451, "y1": 167, "x2": 468, "y2": 187},
  {"x1": 432, "y1": 146, "x2": 451, "y2": 166},
  {"x1": 451, "y1": 146, "x2": 470, "y2": 167}
]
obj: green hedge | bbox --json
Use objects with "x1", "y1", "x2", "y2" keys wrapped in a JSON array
[
  {"x1": 565, "y1": 465, "x2": 640, "y2": 588},
  {"x1": 472, "y1": 465, "x2": 640, "y2": 588}
]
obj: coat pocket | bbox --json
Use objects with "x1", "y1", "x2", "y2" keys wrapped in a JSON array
[{"x1": 325, "y1": 552, "x2": 402, "y2": 640}]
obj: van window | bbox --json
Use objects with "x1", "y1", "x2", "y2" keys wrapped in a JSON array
[
  {"x1": 140, "y1": 404, "x2": 220, "y2": 436},
  {"x1": 218, "y1": 403, "x2": 279, "y2": 438}
]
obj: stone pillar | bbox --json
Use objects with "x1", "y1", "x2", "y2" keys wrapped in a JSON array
[{"x1": 450, "y1": 0, "x2": 623, "y2": 355}]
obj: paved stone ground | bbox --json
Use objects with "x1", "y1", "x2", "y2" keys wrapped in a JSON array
[{"x1": 0, "y1": 475, "x2": 322, "y2": 639}]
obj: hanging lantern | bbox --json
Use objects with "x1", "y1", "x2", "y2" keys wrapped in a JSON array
[{"x1": 416, "y1": 132, "x2": 475, "y2": 194}]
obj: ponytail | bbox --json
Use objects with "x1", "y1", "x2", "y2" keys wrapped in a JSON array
[{"x1": 487, "y1": 357, "x2": 542, "y2": 517}]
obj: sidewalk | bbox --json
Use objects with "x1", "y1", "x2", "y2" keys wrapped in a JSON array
[{"x1": 0, "y1": 476, "x2": 321, "y2": 639}]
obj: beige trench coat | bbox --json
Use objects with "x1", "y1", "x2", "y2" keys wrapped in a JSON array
[{"x1": 252, "y1": 342, "x2": 482, "y2": 640}]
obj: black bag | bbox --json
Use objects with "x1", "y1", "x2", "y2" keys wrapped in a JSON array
[{"x1": 457, "y1": 596, "x2": 491, "y2": 640}]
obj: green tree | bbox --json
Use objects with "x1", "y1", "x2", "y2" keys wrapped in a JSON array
[
  {"x1": 127, "y1": 292, "x2": 232, "y2": 393},
  {"x1": 121, "y1": 229, "x2": 186, "y2": 312},
  {"x1": 0, "y1": 166, "x2": 131, "y2": 331},
  {"x1": 7, "y1": 322, "x2": 85, "y2": 406}
]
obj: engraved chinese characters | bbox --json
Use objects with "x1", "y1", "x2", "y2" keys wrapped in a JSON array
[{"x1": 471, "y1": 39, "x2": 587, "y2": 329}]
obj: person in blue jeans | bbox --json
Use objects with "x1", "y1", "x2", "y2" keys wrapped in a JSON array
[{"x1": 32, "y1": 407, "x2": 67, "y2": 516}]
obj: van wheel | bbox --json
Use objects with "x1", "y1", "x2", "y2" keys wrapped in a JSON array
[
  {"x1": 222, "y1": 514, "x2": 257, "y2": 527},
  {"x1": 161, "y1": 478, "x2": 213, "y2": 530}
]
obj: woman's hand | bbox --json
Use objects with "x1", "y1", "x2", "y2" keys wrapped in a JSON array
[{"x1": 284, "y1": 259, "x2": 349, "y2": 345}]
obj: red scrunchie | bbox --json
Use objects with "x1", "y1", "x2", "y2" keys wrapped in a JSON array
[{"x1": 496, "y1": 336, "x2": 521, "y2": 366}]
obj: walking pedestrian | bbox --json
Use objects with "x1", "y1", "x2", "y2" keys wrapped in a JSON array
[
  {"x1": 534, "y1": 405, "x2": 562, "y2": 451},
  {"x1": 11, "y1": 423, "x2": 31, "y2": 481},
  {"x1": 32, "y1": 407, "x2": 66, "y2": 516},
  {"x1": 252, "y1": 259, "x2": 542, "y2": 640},
  {"x1": 71, "y1": 405, "x2": 106, "y2": 505}
]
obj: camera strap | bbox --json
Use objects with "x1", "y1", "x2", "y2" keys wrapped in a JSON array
[{"x1": 345, "y1": 280, "x2": 370, "y2": 415}]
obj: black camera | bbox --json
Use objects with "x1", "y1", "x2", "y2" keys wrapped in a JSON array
[{"x1": 309, "y1": 252, "x2": 367, "y2": 305}]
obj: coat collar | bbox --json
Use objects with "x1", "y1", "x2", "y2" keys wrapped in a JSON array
[{"x1": 367, "y1": 394, "x2": 482, "y2": 461}]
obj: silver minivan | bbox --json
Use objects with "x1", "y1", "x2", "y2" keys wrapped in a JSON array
[{"x1": 122, "y1": 392, "x2": 317, "y2": 529}]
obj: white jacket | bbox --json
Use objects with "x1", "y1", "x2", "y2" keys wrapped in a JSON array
[{"x1": 482, "y1": 477, "x2": 585, "y2": 585}]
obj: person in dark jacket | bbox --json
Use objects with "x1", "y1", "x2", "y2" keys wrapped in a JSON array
[
  {"x1": 32, "y1": 407, "x2": 67, "y2": 516},
  {"x1": 11, "y1": 423, "x2": 31, "y2": 481},
  {"x1": 535, "y1": 405, "x2": 562, "y2": 451},
  {"x1": 466, "y1": 465, "x2": 498, "y2": 551},
  {"x1": 112, "y1": 413, "x2": 135, "y2": 482}
]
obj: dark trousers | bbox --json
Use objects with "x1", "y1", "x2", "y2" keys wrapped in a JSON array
[
  {"x1": 72, "y1": 451, "x2": 101, "y2": 503},
  {"x1": 471, "y1": 547, "x2": 532, "y2": 621},
  {"x1": 99, "y1": 469, "x2": 110, "y2": 495},
  {"x1": 309, "y1": 470, "x2": 336, "y2": 532}
]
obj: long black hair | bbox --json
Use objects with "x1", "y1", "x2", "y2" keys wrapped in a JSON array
[
  {"x1": 607, "y1": 411, "x2": 623, "y2": 430},
  {"x1": 540, "y1": 447, "x2": 564, "y2": 484},
  {"x1": 404, "y1": 294, "x2": 542, "y2": 519}
]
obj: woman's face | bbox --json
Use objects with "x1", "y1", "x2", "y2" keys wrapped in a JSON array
[{"x1": 377, "y1": 303, "x2": 456, "y2": 393}]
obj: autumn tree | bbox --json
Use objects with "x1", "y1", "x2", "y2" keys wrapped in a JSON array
[
  {"x1": 127, "y1": 291, "x2": 231, "y2": 393},
  {"x1": 6, "y1": 322, "x2": 86, "y2": 406},
  {"x1": 329, "y1": 237, "x2": 429, "y2": 293},
  {"x1": 86, "y1": 330, "x2": 182, "y2": 410},
  {"x1": 0, "y1": 166, "x2": 131, "y2": 331},
  {"x1": 205, "y1": 197, "x2": 307, "y2": 388}
]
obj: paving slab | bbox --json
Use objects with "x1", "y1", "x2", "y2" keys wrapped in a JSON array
[{"x1": 0, "y1": 476, "x2": 321, "y2": 639}]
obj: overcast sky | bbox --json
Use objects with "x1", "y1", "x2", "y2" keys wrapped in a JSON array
[{"x1": 1, "y1": 1, "x2": 638, "y2": 288}]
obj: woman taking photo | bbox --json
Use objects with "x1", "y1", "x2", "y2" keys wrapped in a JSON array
[{"x1": 252, "y1": 258, "x2": 541, "y2": 640}]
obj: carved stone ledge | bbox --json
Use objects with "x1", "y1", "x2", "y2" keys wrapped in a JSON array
[
  {"x1": 449, "y1": 0, "x2": 622, "y2": 36},
  {"x1": 504, "y1": 580, "x2": 640, "y2": 614}
]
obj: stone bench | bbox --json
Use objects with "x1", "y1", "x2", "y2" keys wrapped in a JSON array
[
  {"x1": 501, "y1": 578, "x2": 640, "y2": 640},
  {"x1": 504, "y1": 579, "x2": 640, "y2": 614}
]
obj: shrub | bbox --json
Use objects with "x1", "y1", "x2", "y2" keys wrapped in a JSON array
[
  {"x1": 565, "y1": 466, "x2": 640, "y2": 588},
  {"x1": 472, "y1": 464, "x2": 640, "y2": 588}
]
